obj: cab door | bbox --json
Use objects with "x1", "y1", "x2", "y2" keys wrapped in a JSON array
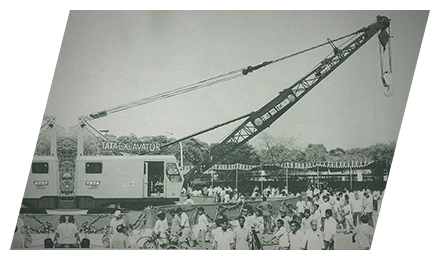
[{"x1": 144, "y1": 161, "x2": 164, "y2": 197}]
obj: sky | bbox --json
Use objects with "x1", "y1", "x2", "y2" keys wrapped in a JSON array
[{"x1": 43, "y1": 10, "x2": 428, "y2": 151}]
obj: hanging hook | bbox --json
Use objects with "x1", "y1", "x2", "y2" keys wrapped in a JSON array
[
  {"x1": 382, "y1": 71, "x2": 393, "y2": 97},
  {"x1": 378, "y1": 27, "x2": 393, "y2": 97}
]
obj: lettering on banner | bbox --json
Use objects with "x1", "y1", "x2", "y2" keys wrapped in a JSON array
[
  {"x1": 101, "y1": 142, "x2": 161, "y2": 152},
  {"x1": 253, "y1": 94, "x2": 295, "y2": 127}
]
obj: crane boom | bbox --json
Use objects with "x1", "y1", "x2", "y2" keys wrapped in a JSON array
[{"x1": 183, "y1": 15, "x2": 391, "y2": 184}]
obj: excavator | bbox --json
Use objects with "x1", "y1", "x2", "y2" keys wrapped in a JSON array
[{"x1": 23, "y1": 15, "x2": 392, "y2": 210}]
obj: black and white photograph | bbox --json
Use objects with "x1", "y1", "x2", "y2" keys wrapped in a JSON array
[{"x1": 4, "y1": 8, "x2": 432, "y2": 254}]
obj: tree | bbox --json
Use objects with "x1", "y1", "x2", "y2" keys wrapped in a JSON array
[
  {"x1": 304, "y1": 143, "x2": 328, "y2": 162},
  {"x1": 174, "y1": 137, "x2": 210, "y2": 166},
  {"x1": 255, "y1": 133, "x2": 300, "y2": 164},
  {"x1": 258, "y1": 143, "x2": 298, "y2": 164},
  {"x1": 329, "y1": 147, "x2": 345, "y2": 157},
  {"x1": 293, "y1": 150, "x2": 307, "y2": 163},
  {"x1": 364, "y1": 141, "x2": 396, "y2": 164},
  {"x1": 208, "y1": 142, "x2": 261, "y2": 165},
  {"x1": 342, "y1": 147, "x2": 370, "y2": 161}
]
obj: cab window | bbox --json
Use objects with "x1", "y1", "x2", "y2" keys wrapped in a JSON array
[
  {"x1": 32, "y1": 162, "x2": 49, "y2": 174},
  {"x1": 165, "y1": 163, "x2": 182, "y2": 183},
  {"x1": 86, "y1": 162, "x2": 102, "y2": 174}
]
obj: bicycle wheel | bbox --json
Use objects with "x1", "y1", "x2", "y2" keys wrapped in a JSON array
[
  {"x1": 143, "y1": 240, "x2": 157, "y2": 249},
  {"x1": 180, "y1": 242, "x2": 191, "y2": 249}
]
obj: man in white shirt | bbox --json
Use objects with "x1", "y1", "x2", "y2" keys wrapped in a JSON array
[
  {"x1": 296, "y1": 195, "x2": 306, "y2": 217},
  {"x1": 233, "y1": 216, "x2": 250, "y2": 250},
  {"x1": 270, "y1": 187, "x2": 277, "y2": 197},
  {"x1": 351, "y1": 192, "x2": 363, "y2": 226},
  {"x1": 336, "y1": 198, "x2": 344, "y2": 225},
  {"x1": 362, "y1": 192, "x2": 374, "y2": 227},
  {"x1": 176, "y1": 207, "x2": 191, "y2": 247},
  {"x1": 313, "y1": 187, "x2": 320, "y2": 196},
  {"x1": 319, "y1": 195, "x2": 331, "y2": 230},
  {"x1": 301, "y1": 209, "x2": 312, "y2": 233},
  {"x1": 312, "y1": 204, "x2": 321, "y2": 230},
  {"x1": 352, "y1": 214, "x2": 375, "y2": 250},
  {"x1": 213, "y1": 218, "x2": 233, "y2": 250},
  {"x1": 111, "y1": 224, "x2": 128, "y2": 249},
  {"x1": 341, "y1": 199, "x2": 354, "y2": 232},
  {"x1": 263, "y1": 185, "x2": 271, "y2": 197},
  {"x1": 110, "y1": 210, "x2": 125, "y2": 234},
  {"x1": 153, "y1": 211, "x2": 169, "y2": 248},
  {"x1": 207, "y1": 186, "x2": 214, "y2": 197},
  {"x1": 224, "y1": 192, "x2": 230, "y2": 203},
  {"x1": 169, "y1": 209, "x2": 181, "y2": 237},
  {"x1": 274, "y1": 209, "x2": 291, "y2": 233},
  {"x1": 109, "y1": 210, "x2": 126, "y2": 247},
  {"x1": 372, "y1": 190, "x2": 380, "y2": 210},
  {"x1": 54, "y1": 215, "x2": 81, "y2": 248},
  {"x1": 267, "y1": 219, "x2": 289, "y2": 249},
  {"x1": 306, "y1": 187, "x2": 313, "y2": 199},
  {"x1": 197, "y1": 207, "x2": 209, "y2": 250},
  {"x1": 242, "y1": 206, "x2": 255, "y2": 231},
  {"x1": 213, "y1": 186, "x2": 221, "y2": 196},
  {"x1": 304, "y1": 219, "x2": 323, "y2": 250},
  {"x1": 377, "y1": 190, "x2": 384, "y2": 213},
  {"x1": 288, "y1": 220, "x2": 305, "y2": 250},
  {"x1": 220, "y1": 187, "x2": 227, "y2": 201},
  {"x1": 282, "y1": 186, "x2": 289, "y2": 196},
  {"x1": 323, "y1": 209, "x2": 337, "y2": 250}
]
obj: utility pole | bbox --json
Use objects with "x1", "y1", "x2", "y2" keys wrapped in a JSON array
[
  {"x1": 260, "y1": 165, "x2": 264, "y2": 196},
  {"x1": 316, "y1": 165, "x2": 320, "y2": 190},
  {"x1": 211, "y1": 172, "x2": 214, "y2": 188},
  {"x1": 350, "y1": 163, "x2": 353, "y2": 191},
  {"x1": 236, "y1": 163, "x2": 239, "y2": 193}
]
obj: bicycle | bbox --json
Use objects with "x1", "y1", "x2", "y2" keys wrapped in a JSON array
[
  {"x1": 166, "y1": 231, "x2": 192, "y2": 250},
  {"x1": 136, "y1": 230, "x2": 191, "y2": 250}
]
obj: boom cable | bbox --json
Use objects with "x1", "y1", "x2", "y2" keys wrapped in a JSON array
[{"x1": 85, "y1": 30, "x2": 361, "y2": 121}]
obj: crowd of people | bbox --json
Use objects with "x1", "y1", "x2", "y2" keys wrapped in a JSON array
[
  {"x1": 11, "y1": 214, "x2": 89, "y2": 249},
  {"x1": 248, "y1": 185, "x2": 381, "y2": 250},
  {"x1": 182, "y1": 184, "x2": 382, "y2": 250},
  {"x1": 11, "y1": 184, "x2": 382, "y2": 250},
  {"x1": 181, "y1": 184, "x2": 292, "y2": 205},
  {"x1": 181, "y1": 185, "x2": 239, "y2": 204},
  {"x1": 105, "y1": 185, "x2": 381, "y2": 250}
]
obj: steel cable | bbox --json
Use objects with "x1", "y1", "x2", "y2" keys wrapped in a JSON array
[{"x1": 86, "y1": 30, "x2": 360, "y2": 121}]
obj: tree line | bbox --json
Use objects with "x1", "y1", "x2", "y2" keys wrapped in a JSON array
[{"x1": 34, "y1": 124, "x2": 396, "y2": 168}]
